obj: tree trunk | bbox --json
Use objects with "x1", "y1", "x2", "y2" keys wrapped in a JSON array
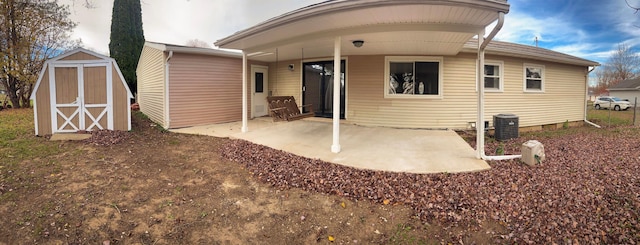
[
  {"x1": 20, "y1": 83, "x2": 33, "y2": 108},
  {"x1": 7, "y1": 76, "x2": 20, "y2": 108}
]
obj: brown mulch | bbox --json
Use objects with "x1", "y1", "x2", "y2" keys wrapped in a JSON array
[
  {"x1": 222, "y1": 127, "x2": 640, "y2": 243},
  {"x1": 82, "y1": 129, "x2": 130, "y2": 146}
]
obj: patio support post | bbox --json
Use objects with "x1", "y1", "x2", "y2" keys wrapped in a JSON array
[
  {"x1": 242, "y1": 51, "x2": 248, "y2": 133},
  {"x1": 331, "y1": 36, "x2": 342, "y2": 153},
  {"x1": 476, "y1": 30, "x2": 485, "y2": 159}
]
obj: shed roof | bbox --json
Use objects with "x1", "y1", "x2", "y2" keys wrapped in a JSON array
[
  {"x1": 461, "y1": 39, "x2": 599, "y2": 67},
  {"x1": 608, "y1": 78, "x2": 640, "y2": 91},
  {"x1": 30, "y1": 48, "x2": 133, "y2": 100}
]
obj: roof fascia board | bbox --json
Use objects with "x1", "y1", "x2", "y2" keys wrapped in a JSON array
[
  {"x1": 165, "y1": 46, "x2": 241, "y2": 58},
  {"x1": 460, "y1": 48, "x2": 599, "y2": 67},
  {"x1": 243, "y1": 23, "x2": 484, "y2": 54},
  {"x1": 216, "y1": 0, "x2": 509, "y2": 47},
  {"x1": 146, "y1": 40, "x2": 241, "y2": 58},
  {"x1": 51, "y1": 47, "x2": 110, "y2": 62},
  {"x1": 144, "y1": 41, "x2": 168, "y2": 51}
]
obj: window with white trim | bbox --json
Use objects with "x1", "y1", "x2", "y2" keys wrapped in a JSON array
[
  {"x1": 384, "y1": 56, "x2": 443, "y2": 98},
  {"x1": 484, "y1": 60, "x2": 503, "y2": 92},
  {"x1": 524, "y1": 64, "x2": 544, "y2": 92}
]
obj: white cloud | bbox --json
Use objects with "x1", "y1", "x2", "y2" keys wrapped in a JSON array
[
  {"x1": 62, "y1": 0, "x2": 320, "y2": 54},
  {"x1": 61, "y1": 0, "x2": 640, "y2": 64}
]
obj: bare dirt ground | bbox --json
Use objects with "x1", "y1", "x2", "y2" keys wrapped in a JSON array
[
  {"x1": 2, "y1": 109, "x2": 640, "y2": 244},
  {"x1": 0, "y1": 111, "x2": 461, "y2": 244}
]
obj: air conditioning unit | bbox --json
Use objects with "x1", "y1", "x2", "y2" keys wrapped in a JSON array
[
  {"x1": 521, "y1": 140, "x2": 545, "y2": 166},
  {"x1": 493, "y1": 114, "x2": 519, "y2": 141}
]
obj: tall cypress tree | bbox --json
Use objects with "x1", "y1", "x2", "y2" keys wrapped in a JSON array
[{"x1": 109, "y1": 0, "x2": 144, "y2": 94}]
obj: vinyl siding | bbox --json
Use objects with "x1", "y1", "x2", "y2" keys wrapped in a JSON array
[
  {"x1": 348, "y1": 54, "x2": 479, "y2": 128},
  {"x1": 268, "y1": 59, "x2": 303, "y2": 103},
  {"x1": 167, "y1": 53, "x2": 242, "y2": 128},
  {"x1": 271, "y1": 53, "x2": 588, "y2": 129},
  {"x1": 484, "y1": 55, "x2": 587, "y2": 128},
  {"x1": 136, "y1": 45, "x2": 166, "y2": 127}
]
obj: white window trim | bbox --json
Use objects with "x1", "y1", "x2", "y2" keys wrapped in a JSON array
[
  {"x1": 523, "y1": 63, "x2": 545, "y2": 93},
  {"x1": 484, "y1": 60, "x2": 504, "y2": 92},
  {"x1": 384, "y1": 56, "x2": 443, "y2": 99}
]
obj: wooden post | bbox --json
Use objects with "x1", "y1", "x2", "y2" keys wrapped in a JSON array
[{"x1": 634, "y1": 97, "x2": 638, "y2": 126}]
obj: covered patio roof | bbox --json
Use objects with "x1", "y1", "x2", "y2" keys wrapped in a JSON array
[
  {"x1": 214, "y1": 0, "x2": 511, "y2": 159},
  {"x1": 215, "y1": 0, "x2": 510, "y2": 61}
]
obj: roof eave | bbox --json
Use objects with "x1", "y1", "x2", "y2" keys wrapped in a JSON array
[
  {"x1": 460, "y1": 47, "x2": 599, "y2": 67},
  {"x1": 215, "y1": 0, "x2": 509, "y2": 48},
  {"x1": 145, "y1": 41, "x2": 241, "y2": 58}
]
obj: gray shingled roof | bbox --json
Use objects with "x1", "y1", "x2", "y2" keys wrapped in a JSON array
[
  {"x1": 462, "y1": 39, "x2": 598, "y2": 67},
  {"x1": 608, "y1": 78, "x2": 640, "y2": 91}
]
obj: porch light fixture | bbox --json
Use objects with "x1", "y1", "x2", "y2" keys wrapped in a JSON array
[{"x1": 352, "y1": 40, "x2": 364, "y2": 48}]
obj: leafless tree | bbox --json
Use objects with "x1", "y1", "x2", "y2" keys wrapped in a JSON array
[
  {"x1": 0, "y1": 0, "x2": 80, "y2": 108},
  {"x1": 185, "y1": 39, "x2": 211, "y2": 48},
  {"x1": 626, "y1": 0, "x2": 640, "y2": 13},
  {"x1": 594, "y1": 43, "x2": 640, "y2": 94}
]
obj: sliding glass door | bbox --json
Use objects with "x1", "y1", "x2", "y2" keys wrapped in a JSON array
[{"x1": 302, "y1": 60, "x2": 346, "y2": 118}]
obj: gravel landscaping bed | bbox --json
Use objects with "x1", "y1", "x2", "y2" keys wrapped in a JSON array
[{"x1": 222, "y1": 126, "x2": 640, "y2": 243}]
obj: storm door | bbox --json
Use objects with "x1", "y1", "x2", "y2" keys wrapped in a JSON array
[{"x1": 302, "y1": 60, "x2": 346, "y2": 118}]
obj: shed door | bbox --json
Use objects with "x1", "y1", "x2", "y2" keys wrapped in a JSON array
[{"x1": 51, "y1": 63, "x2": 112, "y2": 133}]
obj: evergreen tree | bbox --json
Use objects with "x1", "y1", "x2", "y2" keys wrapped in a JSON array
[{"x1": 109, "y1": 0, "x2": 144, "y2": 94}]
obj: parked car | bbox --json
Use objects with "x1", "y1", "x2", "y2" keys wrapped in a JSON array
[{"x1": 594, "y1": 96, "x2": 631, "y2": 111}]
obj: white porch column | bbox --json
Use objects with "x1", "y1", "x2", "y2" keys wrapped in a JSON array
[
  {"x1": 476, "y1": 31, "x2": 485, "y2": 159},
  {"x1": 242, "y1": 52, "x2": 248, "y2": 133},
  {"x1": 331, "y1": 36, "x2": 342, "y2": 153}
]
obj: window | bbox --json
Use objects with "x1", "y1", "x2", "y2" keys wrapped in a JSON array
[
  {"x1": 484, "y1": 61, "x2": 503, "y2": 92},
  {"x1": 524, "y1": 64, "x2": 544, "y2": 92},
  {"x1": 384, "y1": 56, "x2": 443, "y2": 98},
  {"x1": 254, "y1": 72, "x2": 264, "y2": 93}
]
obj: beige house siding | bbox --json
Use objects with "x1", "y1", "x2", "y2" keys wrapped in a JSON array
[
  {"x1": 137, "y1": 45, "x2": 167, "y2": 127},
  {"x1": 484, "y1": 55, "x2": 587, "y2": 128},
  {"x1": 270, "y1": 54, "x2": 587, "y2": 129},
  {"x1": 268, "y1": 60, "x2": 303, "y2": 103},
  {"x1": 347, "y1": 54, "x2": 479, "y2": 128},
  {"x1": 167, "y1": 53, "x2": 242, "y2": 128}
]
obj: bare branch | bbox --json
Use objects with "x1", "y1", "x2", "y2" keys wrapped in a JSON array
[
  {"x1": 185, "y1": 39, "x2": 212, "y2": 48},
  {"x1": 626, "y1": 0, "x2": 640, "y2": 14}
]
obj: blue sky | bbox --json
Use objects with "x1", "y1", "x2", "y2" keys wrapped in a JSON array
[
  {"x1": 496, "y1": 0, "x2": 640, "y2": 64},
  {"x1": 65, "y1": 0, "x2": 640, "y2": 65}
]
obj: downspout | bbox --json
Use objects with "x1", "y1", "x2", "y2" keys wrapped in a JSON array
[
  {"x1": 584, "y1": 66, "x2": 601, "y2": 128},
  {"x1": 477, "y1": 12, "x2": 520, "y2": 161},
  {"x1": 164, "y1": 50, "x2": 173, "y2": 129},
  {"x1": 242, "y1": 51, "x2": 248, "y2": 132}
]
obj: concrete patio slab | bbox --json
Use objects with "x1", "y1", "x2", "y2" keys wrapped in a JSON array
[{"x1": 172, "y1": 118, "x2": 489, "y2": 174}]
